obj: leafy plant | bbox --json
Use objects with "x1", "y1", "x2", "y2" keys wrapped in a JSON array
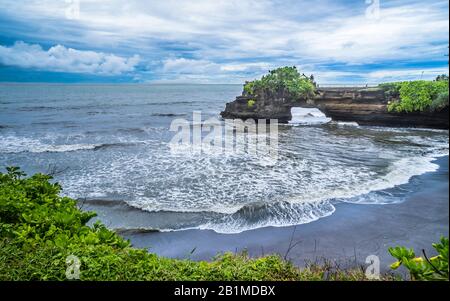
[
  {"x1": 383, "y1": 80, "x2": 449, "y2": 113},
  {"x1": 247, "y1": 99, "x2": 256, "y2": 108},
  {"x1": 243, "y1": 66, "x2": 316, "y2": 100},
  {"x1": 430, "y1": 90, "x2": 449, "y2": 112},
  {"x1": 436, "y1": 74, "x2": 449, "y2": 82},
  {"x1": 379, "y1": 82, "x2": 402, "y2": 99},
  {"x1": 389, "y1": 236, "x2": 449, "y2": 281}
]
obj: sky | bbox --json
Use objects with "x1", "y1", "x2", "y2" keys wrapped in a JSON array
[{"x1": 0, "y1": 0, "x2": 448, "y2": 84}]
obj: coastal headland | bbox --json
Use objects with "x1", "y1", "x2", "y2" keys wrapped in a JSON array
[{"x1": 221, "y1": 86, "x2": 449, "y2": 129}]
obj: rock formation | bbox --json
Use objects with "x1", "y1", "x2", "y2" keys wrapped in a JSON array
[{"x1": 220, "y1": 87, "x2": 449, "y2": 129}]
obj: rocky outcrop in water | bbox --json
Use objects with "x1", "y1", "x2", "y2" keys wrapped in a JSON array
[{"x1": 220, "y1": 87, "x2": 449, "y2": 129}]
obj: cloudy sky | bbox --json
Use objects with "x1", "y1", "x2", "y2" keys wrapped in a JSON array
[{"x1": 0, "y1": 0, "x2": 448, "y2": 84}]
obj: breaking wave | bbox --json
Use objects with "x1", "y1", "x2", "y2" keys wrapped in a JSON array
[{"x1": 0, "y1": 136, "x2": 139, "y2": 154}]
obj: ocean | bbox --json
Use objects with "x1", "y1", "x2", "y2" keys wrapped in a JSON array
[{"x1": 0, "y1": 83, "x2": 448, "y2": 233}]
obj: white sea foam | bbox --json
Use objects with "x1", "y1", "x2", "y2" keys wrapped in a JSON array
[
  {"x1": 121, "y1": 140, "x2": 444, "y2": 231},
  {"x1": 200, "y1": 154, "x2": 442, "y2": 233},
  {"x1": 334, "y1": 121, "x2": 359, "y2": 127},
  {"x1": 289, "y1": 107, "x2": 331, "y2": 125},
  {"x1": 0, "y1": 136, "x2": 100, "y2": 153},
  {"x1": 342, "y1": 156, "x2": 439, "y2": 205},
  {"x1": 169, "y1": 129, "x2": 445, "y2": 232},
  {"x1": 197, "y1": 201, "x2": 336, "y2": 234},
  {"x1": 0, "y1": 135, "x2": 146, "y2": 154},
  {"x1": 8, "y1": 123, "x2": 445, "y2": 234}
]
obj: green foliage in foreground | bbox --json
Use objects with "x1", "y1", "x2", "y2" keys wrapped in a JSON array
[
  {"x1": 389, "y1": 237, "x2": 449, "y2": 281},
  {"x1": 380, "y1": 79, "x2": 449, "y2": 113},
  {"x1": 0, "y1": 167, "x2": 379, "y2": 281},
  {"x1": 243, "y1": 66, "x2": 316, "y2": 100}
]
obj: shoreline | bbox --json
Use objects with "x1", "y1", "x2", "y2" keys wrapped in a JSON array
[{"x1": 120, "y1": 156, "x2": 449, "y2": 274}]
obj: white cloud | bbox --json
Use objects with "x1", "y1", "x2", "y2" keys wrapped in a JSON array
[
  {"x1": 0, "y1": 41, "x2": 140, "y2": 75},
  {"x1": 294, "y1": 3, "x2": 449, "y2": 64},
  {"x1": 162, "y1": 58, "x2": 218, "y2": 74},
  {"x1": 4, "y1": 0, "x2": 447, "y2": 64},
  {"x1": 162, "y1": 58, "x2": 272, "y2": 73},
  {"x1": 0, "y1": 0, "x2": 448, "y2": 82},
  {"x1": 367, "y1": 68, "x2": 448, "y2": 81},
  {"x1": 302, "y1": 67, "x2": 449, "y2": 86},
  {"x1": 220, "y1": 62, "x2": 272, "y2": 72},
  {"x1": 158, "y1": 58, "x2": 272, "y2": 83}
]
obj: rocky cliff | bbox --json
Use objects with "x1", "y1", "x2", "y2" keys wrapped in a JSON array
[{"x1": 220, "y1": 87, "x2": 449, "y2": 129}]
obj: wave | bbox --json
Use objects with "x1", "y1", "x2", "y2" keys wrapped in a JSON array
[
  {"x1": 122, "y1": 152, "x2": 445, "y2": 234},
  {"x1": 145, "y1": 101, "x2": 194, "y2": 106},
  {"x1": 150, "y1": 113, "x2": 187, "y2": 117},
  {"x1": 0, "y1": 136, "x2": 139, "y2": 154},
  {"x1": 113, "y1": 228, "x2": 160, "y2": 235},
  {"x1": 129, "y1": 153, "x2": 442, "y2": 214},
  {"x1": 92, "y1": 142, "x2": 140, "y2": 151},
  {"x1": 16, "y1": 101, "x2": 197, "y2": 112},
  {"x1": 86, "y1": 199, "x2": 336, "y2": 234},
  {"x1": 341, "y1": 156, "x2": 440, "y2": 205},
  {"x1": 197, "y1": 201, "x2": 336, "y2": 234},
  {"x1": 289, "y1": 107, "x2": 332, "y2": 125},
  {"x1": 83, "y1": 152, "x2": 443, "y2": 235},
  {"x1": 20, "y1": 122, "x2": 446, "y2": 234},
  {"x1": 18, "y1": 106, "x2": 57, "y2": 111},
  {"x1": 116, "y1": 128, "x2": 147, "y2": 134},
  {"x1": 77, "y1": 199, "x2": 129, "y2": 206},
  {"x1": 333, "y1": 121, "x2": 359, "y2": 127},
  {"x1": 365, "y1": 126, "x2": 450, "y2": 134},
  {"x1": 31, "y1": 121, "x2": 77, "y2": 127}
]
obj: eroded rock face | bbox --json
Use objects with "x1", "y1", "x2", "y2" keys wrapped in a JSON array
[
  {"x1": 221, "y1": 95, "x2": 293, "y2": 123},
  {"x1": 220, "y1": 87, "x2": 449, "y2": 129}
]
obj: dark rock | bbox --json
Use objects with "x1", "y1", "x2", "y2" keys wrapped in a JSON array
[{"x1": 220, "y1": 87, "x2": 449, "y2": 129}]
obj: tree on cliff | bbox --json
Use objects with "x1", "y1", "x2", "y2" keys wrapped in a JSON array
[{"x1": 243, "y1": 66, "x2": 316, "y2": 100}]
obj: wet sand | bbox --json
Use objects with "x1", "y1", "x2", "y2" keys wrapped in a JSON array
[{"x1": 121, "y1": 156, "x2": 449, "y2": 274}]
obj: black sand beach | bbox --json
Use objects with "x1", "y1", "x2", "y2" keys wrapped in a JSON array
[{"x1": 116, "y1": 156, "x2": 449, "y2": 275}]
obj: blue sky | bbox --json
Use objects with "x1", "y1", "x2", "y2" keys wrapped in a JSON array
[{"x1": 0, "y1": 0, "x2": 448, "y2": 84}]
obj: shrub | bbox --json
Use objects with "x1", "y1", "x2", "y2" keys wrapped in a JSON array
[
  {"x1": 379, "y1": 82, "x2": 402, "y2": 99},
  {"x1": 430, "y1": 90, "x2": 449, "y2": 112},
  {"x1": 383, "y1": 80, "x2": 449, "y2": 113},
  {"x1": 436, "y1": 74, "x2": 449, "y2": 82},
  {"x1": 243, "y1": 66, "x2": 316, "y2": 100},
  {"x1": 389, "y1": 236, "x2": 449, "y2": 281},
  {"x1": 247, "y1": 99, "x2": 256, "y2": 108}
]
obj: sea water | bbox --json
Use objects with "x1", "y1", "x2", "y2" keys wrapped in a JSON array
[{"x1": 0, "y1": 83, "x2": 448, "y2": 233}]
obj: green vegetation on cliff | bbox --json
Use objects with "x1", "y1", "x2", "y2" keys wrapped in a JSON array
[
  {"x1": 247, "y1": 99, "x2": 256, "y2": 108},
  {"x1": 380, "y1": 78, "x2": 449, "y2": 113},
  {"x1": 243, "y1": 66, "x2": 316, "y2": 100}
]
